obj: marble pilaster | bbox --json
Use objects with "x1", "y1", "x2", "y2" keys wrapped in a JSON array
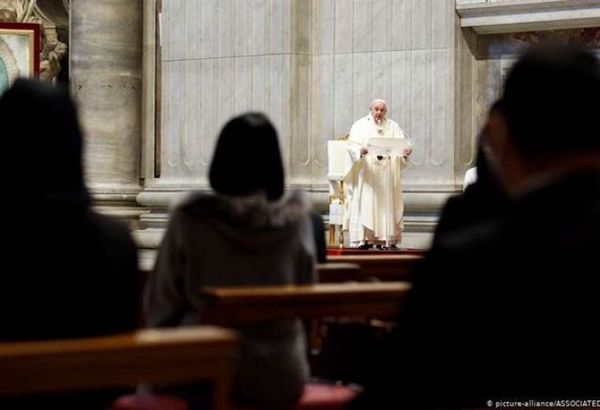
[{"x1": 70, "y1": 0, "x2": 145, "y2": 227}]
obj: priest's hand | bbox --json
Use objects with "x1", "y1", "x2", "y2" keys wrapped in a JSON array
[{"x1": 403, "y1": 147, "x2": 413, "y2": 157}]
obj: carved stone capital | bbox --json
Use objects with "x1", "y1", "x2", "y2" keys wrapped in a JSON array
[{"x1": 0, "y1": 0, "x2": 37, "y2": 23}]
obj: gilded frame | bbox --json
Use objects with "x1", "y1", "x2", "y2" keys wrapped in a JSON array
[{"x1": 0, "y1": 22, "x2": 40, "y2": 94}]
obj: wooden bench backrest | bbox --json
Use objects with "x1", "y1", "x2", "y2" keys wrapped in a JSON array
[
  {"x1": 325, "y1": 254, "x2": 422, "y2": 282},
  {"x1": 0, "y1": 326, "x2": 238, "y2": 410},
  {"x1": 317, "y1": 262, "x2": 362, "y2": 283},
  {"x1": 199, "y1": 282, "x2": 412, "y2": 324}
]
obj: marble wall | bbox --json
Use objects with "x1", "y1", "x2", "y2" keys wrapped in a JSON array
[
  {"x1": 157, "y1": 0, "x2": 297, "y2": 186},
  {"x1": 145, "y1": 0, "x2": 466, "y2": 248},
  {"x1": 309, "y1": 0, "x2": 461, "y2": 190},
  {"x1": 66, "y1": 0, "x2": 600, "y2": 259}
]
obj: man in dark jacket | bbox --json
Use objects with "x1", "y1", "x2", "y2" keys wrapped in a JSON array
[
  {"x1": 0, "y1": 79, "x2": 139, "y2": 410},
  {"x1": 352, "y1": 44, "x2": 600, "y2": 409}
]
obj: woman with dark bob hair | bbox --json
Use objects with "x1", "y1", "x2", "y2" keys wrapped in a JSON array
[
  {"x1": 209, "y1": 112, "x2": 285, "y2": 200},
  {"x1": 145, "y1": 112, "x2": 317, "y2": 408}
]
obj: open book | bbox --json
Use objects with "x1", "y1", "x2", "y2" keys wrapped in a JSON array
[{"x1": 367, "y1": 137, "x2": 411, "y2": 157}]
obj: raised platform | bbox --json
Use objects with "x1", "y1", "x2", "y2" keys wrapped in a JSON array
[
  {"x1": 326, "y1": 247, "x2": 426, "y2": 257},
  {"x1": 325, "y1": 248, "x2": 426, "y2": 282}
]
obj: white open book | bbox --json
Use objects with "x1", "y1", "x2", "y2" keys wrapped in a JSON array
[{"x1": 367, "y1": 137, "x2": 411, "y2": 157}]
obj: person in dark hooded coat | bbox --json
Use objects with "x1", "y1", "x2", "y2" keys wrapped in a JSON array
[{"x1": 349, "y1": 44, "x2": 600, "y2": 410}]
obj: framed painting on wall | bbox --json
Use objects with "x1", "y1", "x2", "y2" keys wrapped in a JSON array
[{"x1": 0, "y1": 22, "x2": 40, "y2": 94}]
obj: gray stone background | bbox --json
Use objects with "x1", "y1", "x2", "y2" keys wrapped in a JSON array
[{"x1": 65, "y1": 0, "x2": 600, "y2": 268}]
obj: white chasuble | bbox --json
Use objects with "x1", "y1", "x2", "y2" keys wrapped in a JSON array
[{"x1": 344, "y1": 114, "x2": 410, "y2": 246}]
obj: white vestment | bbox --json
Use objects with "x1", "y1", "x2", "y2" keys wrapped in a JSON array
[
  {"x1": 463, "y1": 167, "x2": 477, "y2": 191},
  {"x1": 344, "y1": 114, "x2": 410, "y2": 246}
]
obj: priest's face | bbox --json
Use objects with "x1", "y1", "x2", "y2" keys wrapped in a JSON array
[{"x1": 370, "y1": 102, "x2": 386, "y2": 124}]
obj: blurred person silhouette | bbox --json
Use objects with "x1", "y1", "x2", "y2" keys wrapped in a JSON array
[
  {"x1": 350, "y1": 44, "x2": 600, "y2": 409},
  {"x1": 310, "y1": 211, "x2": 327, "y2": 263},
  {"x1": 432, "y1": 102, "x2": 512, "y2": 247},
  {"x1": 0, "y1": 79, "x2": 139, "y2": 408},
  {"x1": 144, "y1": 112, "x2": 316, "y2": 409}
]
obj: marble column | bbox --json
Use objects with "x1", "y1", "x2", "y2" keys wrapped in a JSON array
[{"x1": 70, "y1": 0, "x2": 146, "y2": 227}]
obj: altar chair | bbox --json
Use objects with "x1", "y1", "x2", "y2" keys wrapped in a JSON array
[{"x1": 326, "y1": 136, "x2": 353, "y2": 248}]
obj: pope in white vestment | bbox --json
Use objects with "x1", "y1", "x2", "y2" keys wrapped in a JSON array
[{"x1": 344, "y1": 99, "x2": 412, "y2": 248}]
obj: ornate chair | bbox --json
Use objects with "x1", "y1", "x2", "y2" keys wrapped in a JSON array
[{"x1": 326, "y1": 135, "x2": 352, "y2": 247}]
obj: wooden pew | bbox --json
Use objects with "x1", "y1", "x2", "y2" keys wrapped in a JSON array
[
  {"x1": 325, "y1": 254, "x2": 423, "y2": 282},
  {"x1": 199, "y1": 282, "x2": 411, "y2": 324},
  {"x1": 199, "y1": 283, "x2": 411, "y2": 407},
  {"x1": 0, "y1": 326, "x2": 239, "y2": 410},
  {"x1": 317, "y1": 262, "x2": 362, "y2": 283}
]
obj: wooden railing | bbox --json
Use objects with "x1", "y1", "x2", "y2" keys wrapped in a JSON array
[
  {"x1": 0, "y1": 326, "x2": 239, "y2": 410},
  {"x1": 199, "y1": 282, "x2": 411, "y2": 324}
]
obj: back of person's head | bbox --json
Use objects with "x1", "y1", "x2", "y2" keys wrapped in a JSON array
[
  {"x1": 209, "y1": 112, "x2": 284, "y2": 201},
  {"x1": 0, "y1": 78, "x2": 88, "y2": 207},
  {"x1": 501, "y1": 44, "x2": 600, "y2": 158},
  {"x1": 475, "y1": 100, "x2": 507, "y2": 189},
  {"x1": 0, "y1": 81, "x2": 139, "y2": 344}
]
